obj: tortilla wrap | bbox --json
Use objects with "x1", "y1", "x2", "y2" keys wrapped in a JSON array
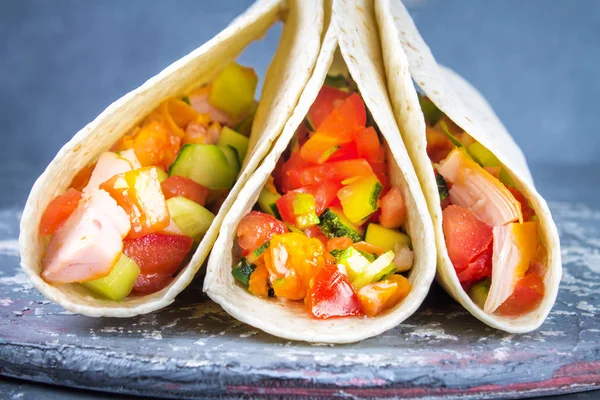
[
  {"x1": 375, "y1": 0, "x2": 561, "y2": 332},
  {"x1": 203, "y1": 0, "x2": 436, "y2": 344},
  {"x1": 19, "y1": 0, "x2": 324, "y2": 317}
]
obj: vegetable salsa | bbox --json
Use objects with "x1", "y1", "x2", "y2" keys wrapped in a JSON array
[
  {"x1": 419, "y1": 94, "x2": 546, "y2": 316},
  {"x1": 39, "y1": 62, "x2": 259, "y2": 301},
  {"x1": 232, "y1": 76, "x2": 414, "y2": 319}
]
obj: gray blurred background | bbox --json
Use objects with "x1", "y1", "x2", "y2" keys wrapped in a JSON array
[{"x1": 1, "y1": 0, "x2": 598, "y2": 207}]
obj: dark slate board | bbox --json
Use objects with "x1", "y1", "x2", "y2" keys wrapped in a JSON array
[{"x1": 0, "y1": 200, "x2": 599, "y2": 399}]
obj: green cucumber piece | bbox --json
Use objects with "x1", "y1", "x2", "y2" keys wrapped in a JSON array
[
  {"x1": 365, "y1": 223, "x2": 411, "y2": 253},
  {"x1": 167, "y1": 196, "x2": 215, "y2": 239},
  {"x1": 81, "y1": 255, "x2": 140, "y2": 301},
  {"x1": 337, "y1": 246, "x2": 371, "y2": 282},
  {"x1": 258, "y1": 186, "x2": 281, "y2": 218},
  {"x1": 247, "y1": 241, "x2": 270, "y2": 264},
  {"x1": 169, "y1": 144, "x2": 234, "y2": 190},
  {"x1": 418, "y1": 93, "x2": 443, "y2": 126},
  {"x1": 351, "y1": 250, "x2": 396, "y2": 290},
  {"x1": 232, "y1": 257, "x2": 256, "y2": 287},
  {"x1": 469, "y1": 278, "x2": 491, "y2": 309},
  {"x1": 217, "y1": 126, "x2": 249, "y2": 162},
  {"x1": 318, "y1": 207, "x2": 364, "y2": 242},
  {"x1": 219, "y1": 145, "x2": 241, "y2": 177},
  {"x1": 468, "y1": 142, "x2": 500, "y2": 167}
]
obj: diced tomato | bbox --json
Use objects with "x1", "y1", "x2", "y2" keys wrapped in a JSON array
[
  {"x1": 508, "y1": 187, "x2": 535, "y2": 221},
  {"x1": 366, "y1": 145, "x2": 386, "y2": 165},
  {"x1": 308, "y1": 86, "x2": 351, "y2": 130},
  {"x1": 496, "y1": 271, "x2": 545, "y2": 316},
  {"x1": 237, "y1": 211, "x2": 288, "y2": 253},
  {"x1": 426, "y1": 125, "x2": 454, "y2": 163},
  {"x1": 354, "y1": 126, "x2": 380, "y2": 161},
  {"x1": 304, "y1": 225, "x2": 328, "y2": 247},
  {"x1": 276, "y1": 181, "x2": 341, "y2": 224},
  {"x1": 272, "y1": 156, "x2": 286, "y2": 193},
  {"x1": 101, "y1": 167, "x2": 170, "y2": 238},
  {"x1": 280, "y1": 150, "x2": 312, "y2": 193},
  {"x1": 288, "y1": 159, "x2": 374, "y2": 187},
  {"x1": 305, "y1": 262, "x2": 363, "y2": 319},
  {"x1": 39, "y1": 188, "x2": 83, "y2": 236},
  {"x1": 161, "y1": 176, "x2": 208, "y2": 206},
  {"x1": 457, "y1": 244, "x2": 493, "y2": 289},
  {"x1": 133, "y1": 272, "x2": 173, "y2": 294},
  {"x1": 70, "y1": 164, "x2": 94, "y2": 191},
  {"x1": 326, "y1": 236, "x2": 353, "y2": 252},
  {"x1": 442, "y1": 205, "x2": 493, "y2": 271},
  {"x1": 123, "y1": 233, "x2": 193, "y2": 275},
  {"x1": 317, "y1": 93, "x2": 366, "y2": 142},
  {"x1": 295, "y1": 122, "x2": 312, "y2": 148},
  {"x1": 379, "y1": 186, "x2": 406, "y2": 229},
  {"x1": 327, "y1": 142, "x2": 360, "y2": 162}
]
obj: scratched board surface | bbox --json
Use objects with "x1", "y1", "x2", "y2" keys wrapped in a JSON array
[{"x1": 1, "y1": 172, "x2": 599, "y2": 399}]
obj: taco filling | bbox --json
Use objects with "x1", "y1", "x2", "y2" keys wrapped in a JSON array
[
  {"x1": 232, "y1": 76, "x2": 413, "y2": 319},
  {"x1": 419, "y1": 94, "x2": 546, "y2": 317},
  {"x1": 39, "y1": 62, "x2": 259, "y2": 300}
]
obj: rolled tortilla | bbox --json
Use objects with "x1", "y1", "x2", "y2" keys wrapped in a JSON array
[
  {"x1": 375, "y1": 0, "x2": 561, "y2": 332},
  {"x1": 19, "y1": 0, "x2": 324, "y2": 317},
  {"x1": 203, "y1": 0, "x2": 436, "y2": 344}
]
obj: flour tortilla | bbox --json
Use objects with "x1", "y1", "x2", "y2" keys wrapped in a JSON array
[
  {"x1": 203, "y1": 0, "x2": 436, "y2": 344},
  {"x1": 19, "y1": 0, "x2": 324, "y2": 317},
  {"x1": 375, "y1": 0, "x2": 561, "y2": 332}
]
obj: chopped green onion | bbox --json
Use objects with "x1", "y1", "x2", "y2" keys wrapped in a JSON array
[
  {"x1": 181, "y1": 96, "x2": 191, "y2": 105},
  {"x1": 418, "y1": 94, "x2": 443, "y2": 125},
  {"x1": 468, "y1": 142, "x2": 500, "y2": 167},
  {"x1": 439, "y1": 120, "x2": 463, "y2": 148}
]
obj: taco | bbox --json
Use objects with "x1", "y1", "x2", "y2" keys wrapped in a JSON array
[
  {"x1": 19, "y1": 0, "x2": 324, "y2": 317},
  {"x1": 203, "y1": 0, "x2": 436, "y2": 343},
  {"x1": 375, "y1": 0, "x2": 561, "y2": 332}
]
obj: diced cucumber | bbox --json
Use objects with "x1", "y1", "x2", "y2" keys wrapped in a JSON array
[
  {"x1": 468, "y1": 142, "x2": 500, "y2": 167},
  {"x1": 209, "y1": 62, "x2": 258, "y2": 118},
  {"x1": 219, "y1": 145, "x2": 241, "y2": 177},
  {"x1": 293, "y1": 193, "x2": 319, "y2": 229},
  {"x1": 247, "y1": 241, "x2": 270, "y2": 264},
  {"x1": 169, "y1": 144, "x2": 234, "y2": 190},
  {"x1": 217, "y1": 127, "x2": 249, "y2": 163},
  {"x1": 330, "y1": 248, "x2": 346, "y2": 260},
  {"x1": 338, "y1": 175, "x2": 383, "y2": 224},
  {"x1": 232, "y1": 257, "x2": 256, "y2": 287},
  {"x1": 336, "y1": 246, "x2": 370, "y2": 282},
  {"x1": 469, "y1": 278, "x2": 491, "y2": 309},
  {"x1": 167, "y1": 196, "x2": 215, "y2": 239},
  {"x1": 81, "y1": 255, "x2": 140, "y2": 301},
  {"x1": 285, "y1": 223, "x2": 305, "y2": 235},
  {"x1": 235, "y1": 101, "x2": 258, "y2": 137},
  {"x1": 365, "y1": 223, "x2": 411, "y2": 253},
  {"x1": 154, "y1": 167, "x2": 168, "y2": 183},
  {"x1": 351, "y1": 250, "x2": 396, "y2": 290},
  {"x1": 418, "y1": 93, "x2": 443, "y2": 126},
  {"x1": 318, "y1": 207, "x2": 363, "y2": 242},
  {"x1": 258, "y1": 186, "x2": 281, "y2": 218},
  {"x1": 499, "y1": 167, "x2": 515, "y2": 188}
]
